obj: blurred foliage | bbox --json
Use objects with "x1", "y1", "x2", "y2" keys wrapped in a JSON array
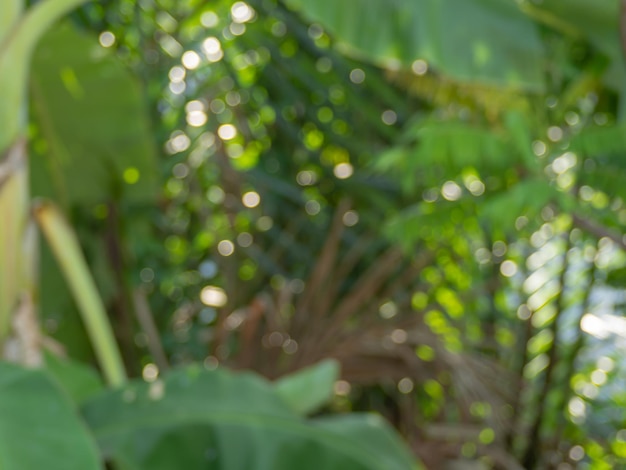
[{"x1": 2, "y1": 0, "x2": 626, "y2": 468}]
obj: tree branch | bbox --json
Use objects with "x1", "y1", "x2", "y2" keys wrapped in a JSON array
[{"x1": 572, "y1": 213, "x2": 626, "y2": 250}]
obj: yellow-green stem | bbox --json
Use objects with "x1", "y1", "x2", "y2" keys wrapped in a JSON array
[{"x1": 34, "y1": 201, "x2": 127, "y2": 387}]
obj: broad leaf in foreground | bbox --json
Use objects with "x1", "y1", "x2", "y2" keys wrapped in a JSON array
[
  {"x1": 44, "y1": 351, "x2": 104, "y2": 404},
  {"x1": 82, "y1": 365, "x2": 420, "y2": 470},
  {"x1": 0, "y1": 361, "x2": 102, "y2": 470},
  {"x1": 274, "y1": 359, "x2": 340, "y2": 415}
]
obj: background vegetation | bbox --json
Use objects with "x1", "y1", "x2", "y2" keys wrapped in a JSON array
[{"x1": 2, "y1": 0, "x2": 626, "y2": 468}]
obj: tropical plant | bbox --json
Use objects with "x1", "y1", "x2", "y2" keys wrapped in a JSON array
[
  {"x1": 0, "y1": 1, "x2": 419, "y2": 468},
  {"x1": 285, "y1": 1, "x2": 626, "y2": 468},
  {"x1": 4, "y1": 0, "x2": 626, "y2": 469}
]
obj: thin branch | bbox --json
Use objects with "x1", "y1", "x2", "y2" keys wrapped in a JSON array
[
  {"x1": 317, "y1": 247, "x2": 404, "y2": 347},
  {"x1": 294, "y1": 198, "x2": 350, "y2": 329},
  {"x1": 132, "y1": 288, "x2": 169, "y2": 371},
  {"x1": 572, "y1": 213, "x2": 626, "y2": 250}
]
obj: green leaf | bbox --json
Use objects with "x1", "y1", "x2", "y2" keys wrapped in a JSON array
[
  {"x1": 274, "y1": 359, "x2": 340, "y2": 415},
  {"x1": 579, "y1": 166, "x2": 626, "y2": 202},
  {"x1": 385, "y1": 201, "x2": 475, "y2": 246},
  {"x1": 29, "y1": 22, "x2": 158, "y2": 206},
  {"x1": 569, "y1": 124, "x2": 626, "y2": 200},
  {"x1": 44, "y1": 351, "x2": 104, "y2": 404},
  {"x1": 571, "y1": 124, "x2": 626, "y2": 157},
  {"x1": 415, "y1": 119, "x2": 511, "y2": 170},
  {"x1": 83, "y1": 365, "x2": 419, "y2": 470},
  {"x1": 529, "y1": 0, "x2": 623, "y2": 90},
  {"x1": 606, "y1": 266, "x2": 626, "y2": 287},
  {"x1": 375, "y1": 118, "x2": 520, "y2": 199},
  {"x1": 504, "y1": 110, "x2": 541, "y2": 173},
  {"x1": 0, "y1": 361, "x2": 102, "y2": 470},
  {"x1": 312, "y1": 415, "x2": 421, "y2": 470},
  {"x1": 0, "y1": 0, "x2": 88, "y2": 151},
  {"x1": 284, "y1": 0, "x2": 545, "y2": 91},
  {"x1": 479, "y1": 179, "x2": 558, "y2": 232}
]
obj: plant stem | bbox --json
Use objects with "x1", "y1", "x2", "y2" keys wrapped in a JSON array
[{"x1": 34, "y1": 200, "x2": 126, "y2": 387}]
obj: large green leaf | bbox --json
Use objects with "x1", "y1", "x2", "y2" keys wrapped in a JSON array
[
  {"x1": 0, "y1": 0, "x2": 89, "y2": 151},
  {"x1": 82, "y1": 365, "x2": 419, "y2": 470},
  {"x1": 284, "y1": 0, "x2": 546, "y2": 91},
  {"x1": 0, "y1": 361, "x2": 102, "y2": 470},
  {"x1": 312, "y1": 415, "x2": 420, "y2": 470},
  {"x1": 29, "y1": 22, "x2": 158, "y2": 205},
  {"x1": 479, "y1": 178, "x2": 560, "y2": 232},
  {"x1": 274, "y1": 359, "x2": 340, "y2": 415},
  {"x1": 44, "y1": 352, "x2": 104, "y2": 404},
  {"x1": 531, "y1": 0, "x2": 624, "y2": 90}
]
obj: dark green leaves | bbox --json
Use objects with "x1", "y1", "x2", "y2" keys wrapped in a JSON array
[
  {"x1": 533, "y1": 0, "x2": 623, "y2": 90},
  {"x1": 30, "y1": 22, "x2": 158, "y2": 206}
]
